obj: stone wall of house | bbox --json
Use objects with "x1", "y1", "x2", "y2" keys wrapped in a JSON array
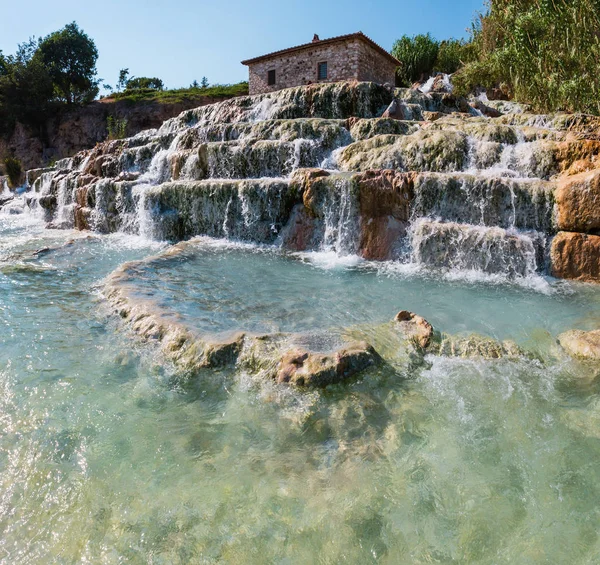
[
  {"x1": 356, "y1": 41, "x2": 398, "y2": 85},
  {"x1": 247, "y1": 38, "x2": 397, "y2": 95}
]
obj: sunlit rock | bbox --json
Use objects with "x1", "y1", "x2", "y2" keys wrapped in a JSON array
[
  {"x1": 558, "y1": 330, "x2": 600, "y2": 360},
  {"x1": 394, "y1": 311, "x2": 433, "y2": 349},
  {"x1": 551, "y1": 231, "x2": 600, "y2": 282},
  {"x1": 555, "y1": 169, "x2": 600, "y2": 233}
]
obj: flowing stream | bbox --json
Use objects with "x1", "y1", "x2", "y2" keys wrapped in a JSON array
[{"x1": 2, "y1": 82, "x2": 600, "y2": 563}]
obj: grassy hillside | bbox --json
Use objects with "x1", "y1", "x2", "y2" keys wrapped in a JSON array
[{"x1": 104, "y1": 82, "x2": 249, "y2": 105}]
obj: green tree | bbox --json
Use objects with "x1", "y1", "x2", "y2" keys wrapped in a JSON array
[
  {"x1": 117, "y1": 68, "x2": 129, "y2": 92},
  {"x1": 0, "y1": 38, "x2": 54, "y2": 132},
  {"x1": 201, "y1": 76, "x2": 209, "y2": 88},
  {"x1": 125, "y1": 77, "x2": 164, "y2": 90},
  {"x1": 435, "y1": 39, "x2": 469, "y2": 74},
  {"x1": 38, "y1": 22, "x2": 99, "y2": 105}
]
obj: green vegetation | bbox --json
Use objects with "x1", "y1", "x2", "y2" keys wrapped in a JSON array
[
  {"x1": 126, "y1": 77, "x2": 164, "y2": 91},
  {"x1": 0, "y1": 22, "x2": 98, "y2": 133},
  {"x1": 38, "y1": 22, "x2": 99, "y2": 105},
  {"x1": 108, "y1": 82, "x2": 249, "y2": 105},
  {"x1": 107, "y1": 116, "x2": 128, "y2": 140},
  {"x1": 453, "y1": 0, "x2": 600, "y2": 114},
  {"x1": 391, "y1": 1, "x2": 600, "y2": 114},
  {"x1": 392, "y1": 34, "x2": 470, "y2": 87},
  {"x1": 3, "y1": 157, "x2": 22, "y2": 187}
]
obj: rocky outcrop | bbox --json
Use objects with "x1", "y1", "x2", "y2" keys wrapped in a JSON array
[
  {"x1": 0, "y1": 94, "x2": 251, "y2": 171},
  {"x1": 394, "y1": 311, "x2": 433, "y2": 349},
  {"x1": 431, "y1": 333, "x2": 523, "y2": 359},
  {"x1": 551, "y1": 231, "x2": 600, "y2": 282},
  {"x1": 555, "y1": 169, "x2": 600, "y2": 233},
  {"x1": 10, "y1": 79, "x2": 600, "y2": 284},
  {"x1": 412, "y1": 219, "x2": 545, "y2": 277},
  {"x1": 338, "y1": 129, "x2": 469, "y2": 173},
  {"x1": 357, "y1": 170, "x2": 414, "y2": 260},
  {"x1": 284, "y1": 168, "x2": 414, "y2": 259},
  {"x1": 105, "y1": 239, "x2": 383, "y2": 388},
  {"x1": 558, "y1": 330, "x2": 600, "y2": 360},
  {"x1": 274, "y1": 342, "x2": 380, "y2": 387}
]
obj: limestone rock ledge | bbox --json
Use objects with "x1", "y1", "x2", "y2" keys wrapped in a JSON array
[
  {"x1": 551, "y1": 231, "x2": 600, "y2": 282},
  {"x1": 555, "y1": 169, "x2": 600, "y2": 233},
  {"x1": 104, "y1": 240, "x2": 381, "y2": 388}
]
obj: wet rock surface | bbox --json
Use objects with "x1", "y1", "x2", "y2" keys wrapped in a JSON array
[
  {"x1": 551, "y1": 231, "x2": 600, "y2": 282},
  {"x1": 555, "y1": 169, "x2": 600, "y2": 233},
  {"x1": 559, "y1": 330, "x2": 600, "y2": 360},
  {"x1": 394, "y1": 311, "x2": 433, "y2": 349},
  {"x1": 8, "y1": 79, "x2": 600, "y2": 285}
]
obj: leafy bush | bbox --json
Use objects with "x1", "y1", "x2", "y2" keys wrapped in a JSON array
[
  {"x1": 3, "y1": 157, "x2": 22, "y2": 187},
  {"x1": 392, "y1": 34, "x2": 440, "y2": 87},
  {"x1": 453, "y1": 0, "x2": 600, "y2": 114},
  {"x1": 107, "y1": 116, "x2": 127, "y2": 140},
  {"x1": 391, "y1": 34, "x2": 471, "y2": 87}
]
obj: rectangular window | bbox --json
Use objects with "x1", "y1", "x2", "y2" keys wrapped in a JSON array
[
  {"x1": 318, "y1": 62, "x2": 328, "y2": 80},
  {"x1": 268, "y1": 70, "x2": 276, "y2": 86}
]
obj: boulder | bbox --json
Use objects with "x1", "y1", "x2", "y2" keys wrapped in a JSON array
[
  {"x1": 470, "y1": 99, "x2": 503, "y2": 118},
  {"x1": 551, "y1": 231, "x2": 600, "y2": 282},
  {"x1": 382, "y1": 99, "x2": 412, "y2": 121},
  {"x1": 423, "y1": 111, "x2": 444, "y2": 122},
  {"x1": 558, "y1": 330, "x2": 600, "y2": 360},
  {"x1": 394, "y1": 311, "x2": 433, "y2": 349},
  {"x1": 74, "y1": 206, "x2": 92, "y2": 231},
  {"x1": 429, "y1": 74, "x2": 452, "y2": 94},
  {"x1": 276, "y1": 341, "x2": 381, "y2": 387},
  {"x1": 555, "y1": 169, "x2": 600, "y2": 233}
]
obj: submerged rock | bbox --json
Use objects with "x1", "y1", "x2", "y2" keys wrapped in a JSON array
[
  {"x1": 105, "y1": 239, "x2": 383, "y2": 388},
  {"x1": 558, "y1": 330, "x2": 600, "y2": 360},
  {"x1": 430, "y1": 333, "x2": 524, "y2": 359}
]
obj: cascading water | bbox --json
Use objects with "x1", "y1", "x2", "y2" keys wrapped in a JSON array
[
  {"x1": 2, "y1": 81, "x2": 600, "y2": 563},
  {"x1": 5, "y1": 80, "x2": 597, "y2": 282}
]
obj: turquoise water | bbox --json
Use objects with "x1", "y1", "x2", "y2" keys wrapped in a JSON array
[
  {"x1": 2, "y1": 214, "x2": 600, "y2": 564},
  {"x1": 130, "y1": 239, "x2": 600, "y2": 342}
]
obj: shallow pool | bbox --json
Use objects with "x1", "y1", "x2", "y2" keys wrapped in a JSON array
[{"x1": 1, "y1": 215, "x2": 600, "y2": 564}]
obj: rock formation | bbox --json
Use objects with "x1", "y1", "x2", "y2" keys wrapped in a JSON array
[{"x1": 0, "y1": 79, "x2": 597, "y2": 285}]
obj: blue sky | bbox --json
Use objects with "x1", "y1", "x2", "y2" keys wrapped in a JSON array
[{"x1": 1, "y1": 0, "x2": 485, "y2": 89}]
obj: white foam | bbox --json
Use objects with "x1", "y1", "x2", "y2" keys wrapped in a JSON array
[{"x1": 293, "y1": 250, "x2": 363, "y2": 270}]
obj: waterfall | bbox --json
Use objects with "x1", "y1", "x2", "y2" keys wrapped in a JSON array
[
  {"x1": 13, "y1": 79, "x2": 592, "y2": 284},
  {"x1": 321, "y1": 176, "x2": 361, "y2": 255},
  {"x1": 411, "y1": 219, "x2": 545, "y2": 278}
]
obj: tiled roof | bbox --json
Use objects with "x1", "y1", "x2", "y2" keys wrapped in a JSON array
[{"x1": 241, "y1": 32, "x2": 401, "y2": 66}]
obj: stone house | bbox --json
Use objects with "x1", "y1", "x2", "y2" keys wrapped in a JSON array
[{"x1": 242, "y1": 32, "x2": 400, "y2": 95}]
